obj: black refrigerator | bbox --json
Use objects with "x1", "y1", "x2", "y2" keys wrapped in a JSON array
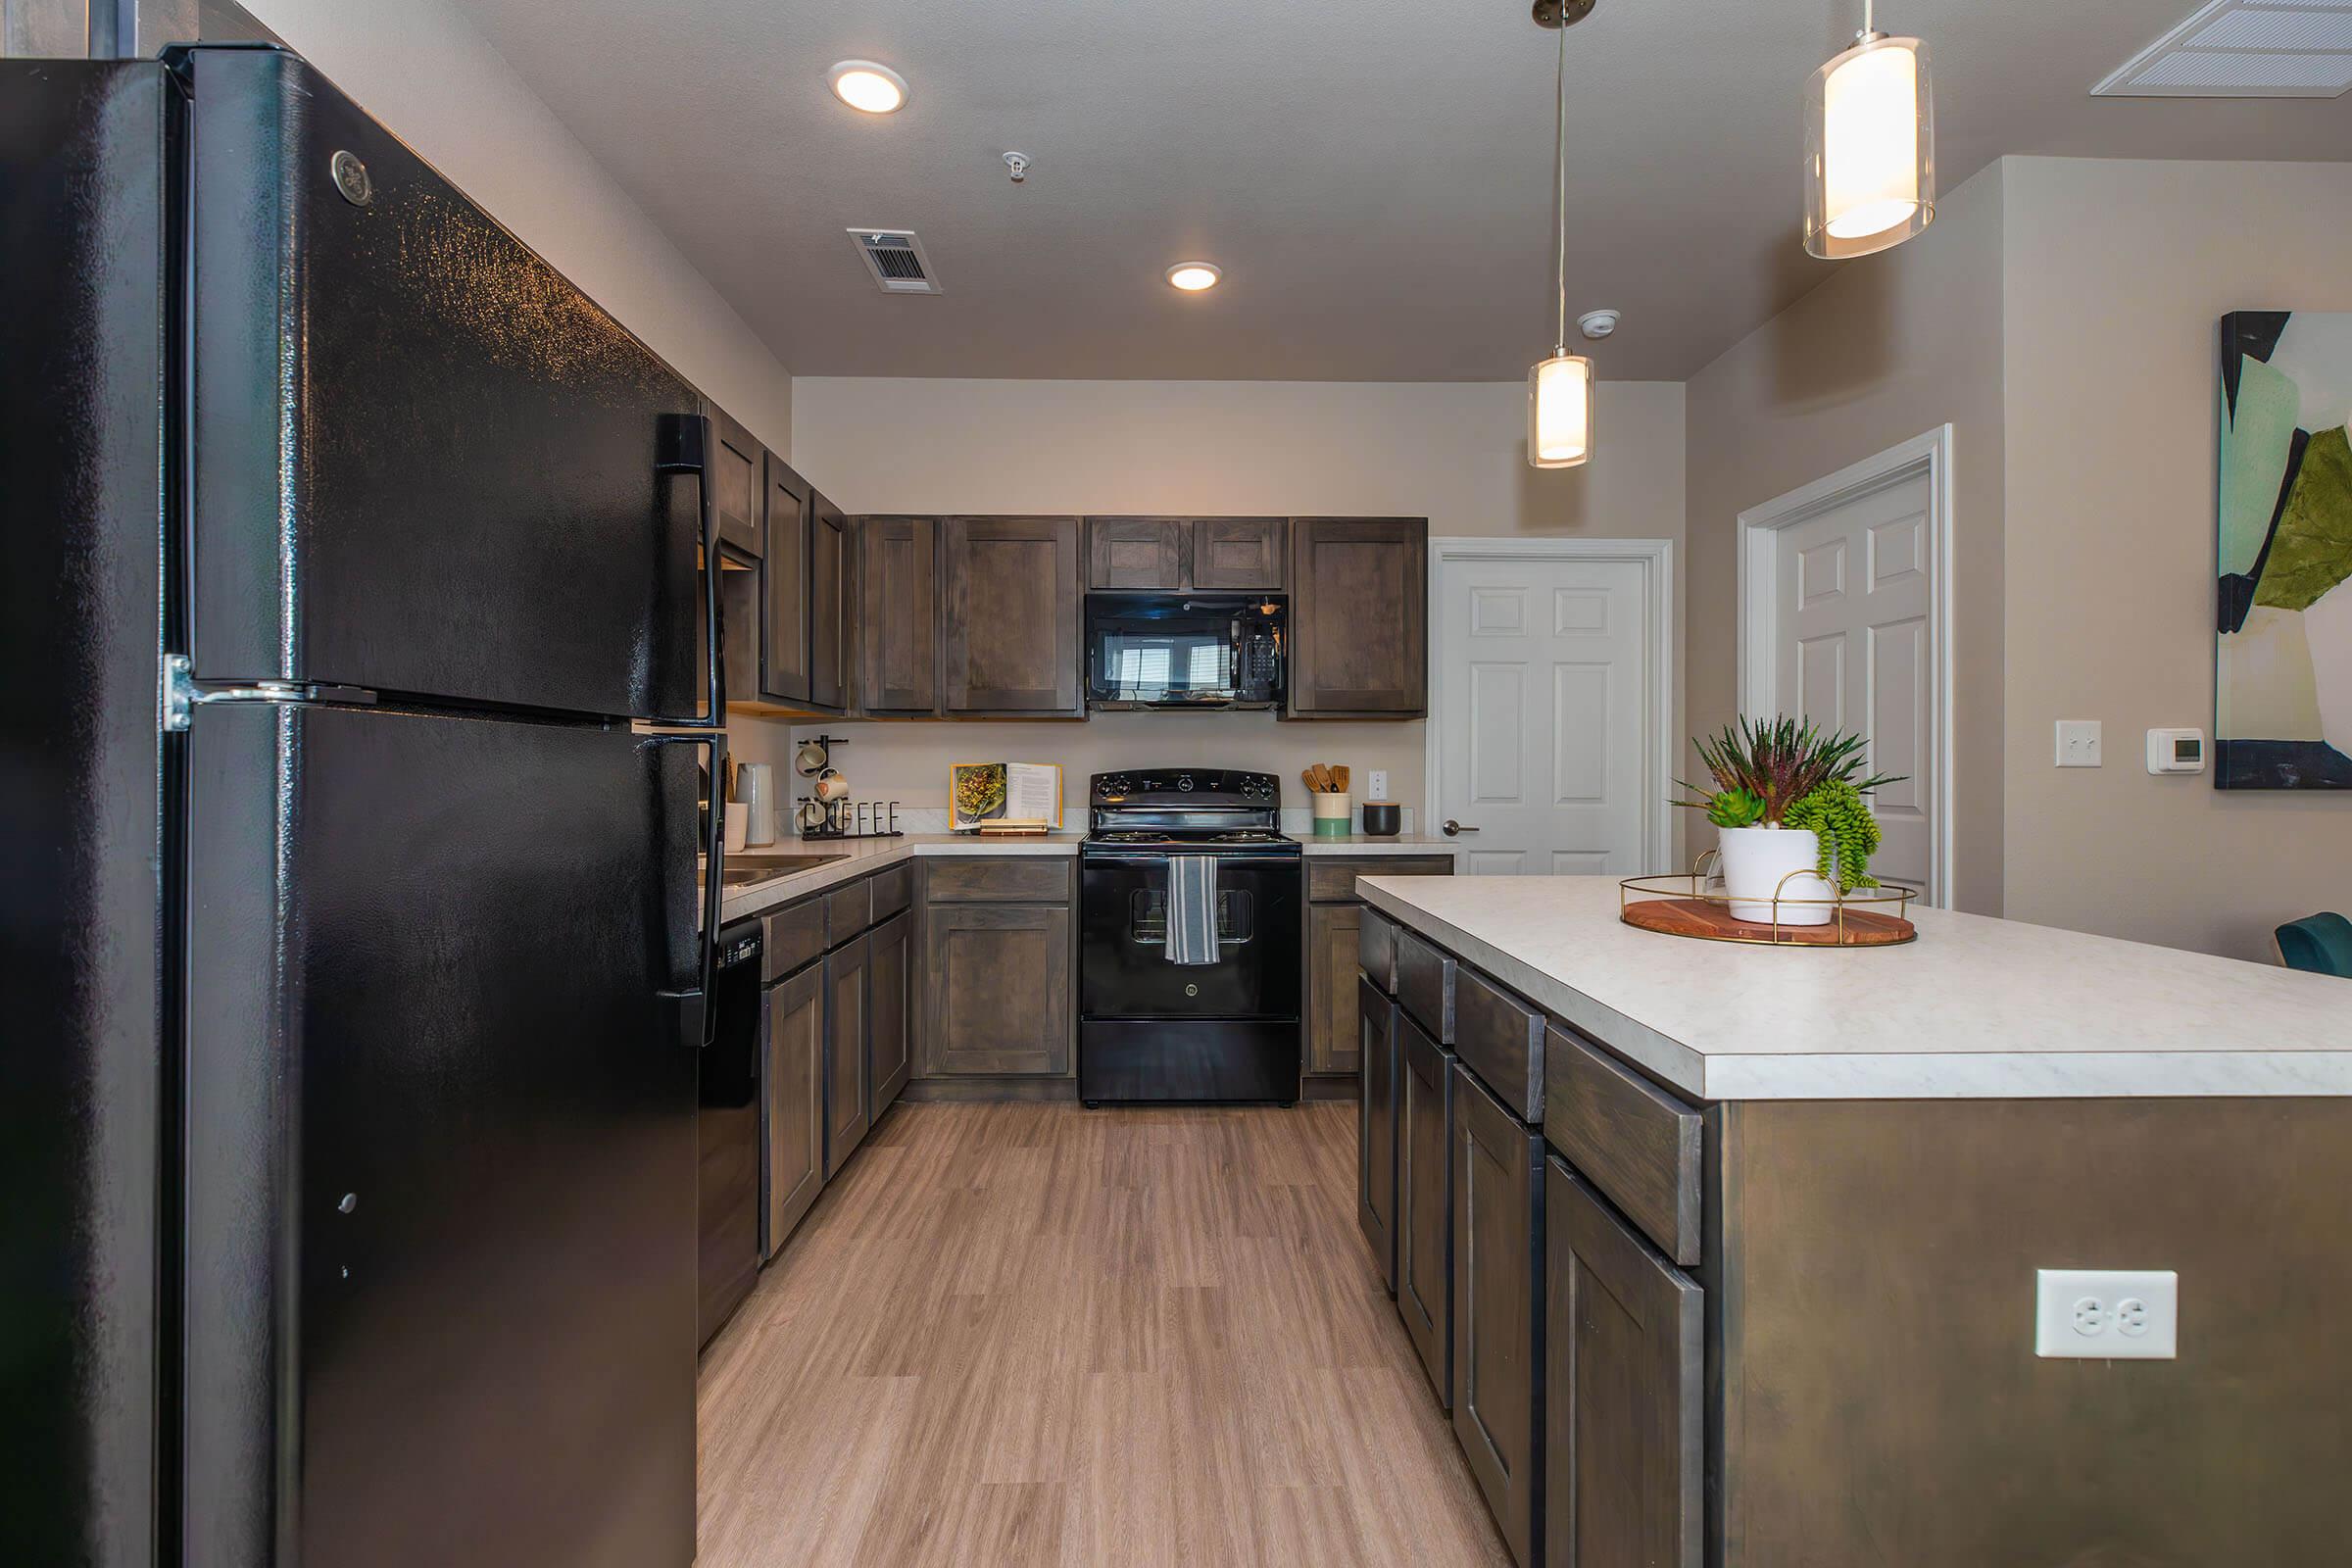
[{"x1": 3, "y1": 43, "x2": 724, "y2": 1568}]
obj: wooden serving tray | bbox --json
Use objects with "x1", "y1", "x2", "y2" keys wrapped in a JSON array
[{"x1": 1623, "y1": 896, "x2": 1916, "y2": 947}]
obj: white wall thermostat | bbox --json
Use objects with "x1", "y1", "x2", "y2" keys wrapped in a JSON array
[{"x1": 2146, "y1": 728, "x2": 2205, "y2": 775}]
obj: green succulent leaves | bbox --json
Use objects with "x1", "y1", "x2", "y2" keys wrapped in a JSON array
[
  {"x1": 1784, "y1": 778, "x2": 1883, "y2": 893},
  {"x1": 1703, "y1": 787, "x2": 1767, "y2": 829}
]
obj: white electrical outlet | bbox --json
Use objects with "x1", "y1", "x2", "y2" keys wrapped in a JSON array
[
  {"x1": 2035, "y1": 1269, "x2": 2178, "y2": 1358},
  {"x1": 2055, "y1": 720, "x2": 2103, "y2": 768},
  {"x1": 1368, "y1": 770, "x2": 1389, "y2": 802}
]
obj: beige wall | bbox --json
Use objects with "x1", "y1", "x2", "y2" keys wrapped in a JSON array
[
  {"x1": 787, "y1": 377, "x2": 1687, "y2": 819},
  {"x1": 244, "y1": 0, "x2": 793, "y2": 454},
  {"x1": 1999, "y1": 158, "x2": 2352, "y2": 961},
  {"x1": 1683, "y1": 165, "x2": 2008, "y2": 914}
]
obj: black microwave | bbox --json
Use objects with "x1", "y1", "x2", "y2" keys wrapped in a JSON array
[{"x1": 1084, "y1": 593, "x2": 1286, "y2": 710}]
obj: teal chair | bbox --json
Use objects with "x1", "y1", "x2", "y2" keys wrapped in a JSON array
[{"x1": 2276, "y1": 913, "x2": 2352, "y2": 978}]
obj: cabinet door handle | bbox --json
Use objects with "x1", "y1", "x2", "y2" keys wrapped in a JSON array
[{"x1": 1442, "y1": 819, "x2": 1479, "y2": 836}]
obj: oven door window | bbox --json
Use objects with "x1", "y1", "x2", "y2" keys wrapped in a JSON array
[
  {"x1": 1126, "y1": 887, "x2": 1253, "y2": 948},
  {"x1": 1079, "y1": 857, "x2": 1302, "y2": 1019}
]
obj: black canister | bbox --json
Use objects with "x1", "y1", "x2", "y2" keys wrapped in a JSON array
[{"x1": 1360, "y1": 802, "x2": 1401, "y2": 837}]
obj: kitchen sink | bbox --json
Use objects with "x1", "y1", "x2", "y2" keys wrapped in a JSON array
[{"x1": 713, "y1": 855, "x2": 847, "y2": 885}]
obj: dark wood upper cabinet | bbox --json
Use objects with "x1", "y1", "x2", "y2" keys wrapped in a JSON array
[
  {"x1": 858, "y1": 516, "x2": 938, "y2": 714},
  {"x1": 808, "y1": 492, "x2": 849, "y2": 711},
  {"x1": 1190, "y1": 517, "x2": 1285, "y2": 591},
  {"x1": 1453, "y1": 1064, "x2": 1544, "y2": 1568},
  {"x1": 1086, "y1": 517, "x2": 1186, "y2": 590},
  {"x1": 1544, "y1": 1157, "x2": 1702, "y2": 1568},
  {"x1": 708, "y1": 404, "x2": 761, "y2": 556},
  {"x1": 1082, "y1": 516, "x2": 1285, "y2": 592},
  {"x1": 760, "y1": 453, "x2": 811, "y2": 706},
  {"x1": 1288, "y1": 516, "x2": 1428, "y2": 715},
  {"x1": 942, "y1": 516, "x2": 1082, "y2": 715}
]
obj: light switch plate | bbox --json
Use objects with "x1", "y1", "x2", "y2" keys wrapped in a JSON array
[
  {"x1": 1368, "y1": 770, "x2": 1389, "y2": 802},
  {"x1": 2035, "y1": 1268, "x2": 2178, "y2": 1358},
  {"x1": 2055, "y1": 719, "x2": 2103, "y2": 767}
]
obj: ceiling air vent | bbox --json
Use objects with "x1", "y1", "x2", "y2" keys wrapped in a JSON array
[
  {"x1": 2094, "y1": 0, "x2": 2352, "y2": 97},
  {"x1": 848, "y1": 228, "x2": 942, "y2": 294}
]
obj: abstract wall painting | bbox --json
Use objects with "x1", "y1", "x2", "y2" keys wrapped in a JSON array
[{"x1": 2217, "y1": 311, "x2": 2352, "y2": 790}]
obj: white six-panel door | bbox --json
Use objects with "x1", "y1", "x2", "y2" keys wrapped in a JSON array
[
  {"x1": 1767, "y1": 469, "x2": 1935, "y2": 896},
  {"x1": 1434, "y1": 553, "x2": 1656, "y2": 875}
]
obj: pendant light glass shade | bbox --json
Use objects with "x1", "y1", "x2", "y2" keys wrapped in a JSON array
[
  {"x1": 1528, "y1": 353, "x2": 1592, "y2": 469},
  {"x1": 1803, "y1": 33, "x2": 1934, "y2": 260}
]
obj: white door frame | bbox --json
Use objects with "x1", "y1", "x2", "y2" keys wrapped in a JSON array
[
  {"x1": 1735, "y1": 424, "x2": 1956, "y2": 908},
  {"x1": 1424, "y1": 537, "x2": 1678, "y2": 874}
]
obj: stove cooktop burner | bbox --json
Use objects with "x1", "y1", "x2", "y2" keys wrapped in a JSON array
[{"x1": 1089, "y1": 828, "x2": 1294, "y2": 846}]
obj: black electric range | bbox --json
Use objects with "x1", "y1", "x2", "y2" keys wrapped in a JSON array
[{"x1": 1078, "y1": 769, "x2": 1303, "y2": 1104}]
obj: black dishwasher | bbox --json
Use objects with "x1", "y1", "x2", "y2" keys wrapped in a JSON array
[{"x1": 698, "y1": 917, "x2": 762, "y2": 1348}]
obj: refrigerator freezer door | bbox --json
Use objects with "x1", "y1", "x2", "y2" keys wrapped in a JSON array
[
  {"x1": 182, "y1": 703, "x2": 698, "y2": 1568},
  {"x1": 0, "y1": 57, "x2": 171, "y2": 1568},
  {"x1": 186, "y1": 46, "x2": 703, "y2": 720}
]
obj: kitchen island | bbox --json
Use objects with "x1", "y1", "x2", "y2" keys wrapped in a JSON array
[{"x1": 1353, "y1": 874, "x2": 2350, "y2": 1568}]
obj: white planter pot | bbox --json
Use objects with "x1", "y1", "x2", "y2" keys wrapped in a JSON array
[{"x1": 1716, "y1": 825, "x2": 1836, "y2": 925}]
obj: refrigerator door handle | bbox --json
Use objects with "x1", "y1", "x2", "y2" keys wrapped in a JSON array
[
  {"x1": 652, "y1": 728, "x2": 727, "y2": 1049},
  {"x1": 654, "y1": 411, "x2": 724, "y2": 727}
]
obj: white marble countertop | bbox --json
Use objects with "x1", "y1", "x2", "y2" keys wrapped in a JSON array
[
  {"x1": 1298, "y1": 835, "x2": 1459, "y2": 856},
  {"x1": 710, "y1": 831, "x2": 1454, "y2": 921},
  {"x1": 712, "y1": 833, "x2": 1084, "y2": 922},
  {"x1": 1356, "y1": 875, "x2": 2352, "y2": 1102}
]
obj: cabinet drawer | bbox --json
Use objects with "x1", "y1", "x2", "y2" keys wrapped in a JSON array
[
  {"x1": 760, "y1": 899, "x2": 825, "y2": 982},
  {"x1": 1453, "y1": 964, "x2": 1545, "y2": 1124},
  {"x1": 1306, "y1": 855, "x2": 1452, "y2": 904},
  {"x1": 1358, "y1": 906, "x2": 1398, "y2": 996},
  {"x1": 1394, "y1": 928, "x2": 1456, "y2": 1045},
  {"x1": 1544, "y1": 1025, "x2": 1703, "y2": 1267},
  {"x1": 870, "y1": 861, "x2": 911, "y2": 921},
  {"x1": 825, "y1": 875, "x2": 871, "y2": 945},
  {"x1": 923, "y1": 857, "x2": 1072, "y2": 904}
]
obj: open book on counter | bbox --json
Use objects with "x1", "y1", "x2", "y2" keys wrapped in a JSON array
[{"x1": 949, "y1": 761, "x2": 1063, "y2": 833}]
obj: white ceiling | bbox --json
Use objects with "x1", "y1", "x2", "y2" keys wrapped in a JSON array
[{"x1": 460, "y1": 0, "x2": 2352, "y2": 382}]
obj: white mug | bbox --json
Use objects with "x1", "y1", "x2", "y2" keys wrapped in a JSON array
[{"x1": 723, "y1": 802, "x2": 750, "y2": 854}]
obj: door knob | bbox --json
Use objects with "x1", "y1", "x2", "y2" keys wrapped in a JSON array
[{"x1": 1442, "y1": 819, "x2": 1479, "y2": 836}]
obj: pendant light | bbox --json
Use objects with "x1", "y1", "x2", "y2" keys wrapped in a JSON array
[
  {"x1": 1803, "y1": 0, "x2": 1934, "y2": 259},
  {"x1": 1528, "y1": 0, "x2": 1594, "y2": 469}
]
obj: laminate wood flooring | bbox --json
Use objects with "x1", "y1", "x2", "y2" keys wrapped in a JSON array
[{"x1": 697, "y1": 1102, "x2": 1510, "y2": 1567}]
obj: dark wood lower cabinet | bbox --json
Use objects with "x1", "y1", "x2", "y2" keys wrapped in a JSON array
[
  {"x1": 762, "y1": 964, "x2": 824, "y2": 1259},
  {"x1": 867, "y1": 910, "x2": 911, "y2": 1116},
  {"x1": 1357, "y1": 976, "x2": 1399, "y2": 1295},
  {"x1": 1308, "y1": 902, "x2": 1363, "y2": 1075},
  {"x1": 1544, "y1": 1157, "x2": 1702, "y2": 1568},
  {"x1": 824, "y1": 934, "x2": 870, "y2": 1178},
  {"x1": 922, "y1": 900, "x2": 1072, "y2": 1076},
  {"x1": 1453, "y1": 1065, "x2": 1544, "y2": 1568},
  {"x1": 1397, "y1": 1013, "x2": 1455, "y2": 1409}
]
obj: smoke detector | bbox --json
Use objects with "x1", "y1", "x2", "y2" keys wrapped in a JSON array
[
  {"x1": 2094, "y1": 0, "x2": 2352, "y2": 97},
  {"x1": 847, "y1": 228, "x2": 942, "y2": 294},
  {"x1": 1578, "y1": 309, "x2": 1620, "y2": 341}
]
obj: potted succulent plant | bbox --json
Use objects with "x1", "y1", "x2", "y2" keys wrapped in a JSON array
[{"x1": 1674, "y1": 716, "x2": 1902, "y2": 925}]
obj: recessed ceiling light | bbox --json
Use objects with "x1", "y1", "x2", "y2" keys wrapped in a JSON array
[
  {"x1": 827, "y1": 60, "x2": 908, "y2": 114},
  {"x1": 1165, "y1": 262, "x2": 1221, "y2": 292}
]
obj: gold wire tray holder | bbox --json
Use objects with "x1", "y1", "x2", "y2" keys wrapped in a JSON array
[{"x1": 1619, "y1": 852, "x2": 1922, "y2": 948}]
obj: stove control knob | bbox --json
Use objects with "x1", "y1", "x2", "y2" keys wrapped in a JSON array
[
  {"x1": 1176, "y1": 775, "x2": 1194, "y2": 792},
  {"x1": 1102, "y1": 775, "x2": 1126, "y2": 797}
]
